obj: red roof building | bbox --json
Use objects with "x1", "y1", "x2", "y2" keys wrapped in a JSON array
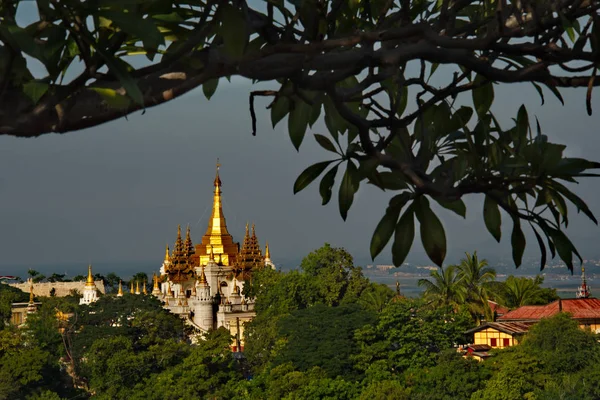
[{"x1": 498, "y1": 298, "x2": 600, "y2": 333}]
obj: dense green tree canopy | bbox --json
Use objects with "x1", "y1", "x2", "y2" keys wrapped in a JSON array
[{"x1": 2, "y1": 0, "x2": 600, "y2": 268}]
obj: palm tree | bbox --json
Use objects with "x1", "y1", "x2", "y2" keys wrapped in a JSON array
[
  {"x1": 456, "y1": 251, "x2": 497, "y2": 322},
  {"x1": 418, "y1": 265, "x2": 465, "y2": 310},
  {"x1": 497, "y1": 275, "x2": 548, "y2": 309}
]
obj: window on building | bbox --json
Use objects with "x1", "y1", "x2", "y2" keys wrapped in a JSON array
[
  {"x1": 490, "y1": 338, "x2": 497, "y2": 347},
  {"x1": 503, "y1": 338, "x2": 510, "y2": 347}
]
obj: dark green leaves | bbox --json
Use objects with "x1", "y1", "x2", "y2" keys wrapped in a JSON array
[
  {"x1": 339, "y1": 161, "x2": 359, "y2": 221},
  {"x1": 288, "y1": 100, "x2": 312, "y2": 151},
  {"x1": 22, "y1": 81, "x2": 49, "y2": 104},
  {"x1": 370, "y1": 193, "x2": 411, "y2": 260},
  {"x1": 415, "y1": 197, "x2": 446, "y2": 267},
  {"x1": 434, "y1": 198, "x2": 466, "y2": 218},
  {"x1": 473, "y1": 75, "x2": 494, "y2": 117},
  {"x1": 220, "y1": 6, "x2": 247, "y2": 59},
  {"x1": 319, "y1": 165, "x2": 339, "y2": 205},
  {"x1": 271, "y1": 96, "x2": 291, "y2": 128},
  {"x1": 483, "y1": 195, "x2": 502, "y2": 242},
  {"x1": 202, "y1": 79, "x2": 219, "y2": 100},
  {"x1": 293, "y1": 161, "x2": 332, "y2": 194},
  {"x1": 96, "y1": 10, "x2": 164, "y2": 51},
  {"x1": 511, "y1": 218, "x2": 526, "y2": 267},
  {"x1": 392, "y1": 206, "x2": 415, "y2": 267},
  {"x1": 314, "y1": 134, "x2": 338, "y2": 153}
]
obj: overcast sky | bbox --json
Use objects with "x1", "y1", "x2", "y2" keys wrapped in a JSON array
[{"x1": 1, "y1": 5, "x2": 600, "y2": 273}]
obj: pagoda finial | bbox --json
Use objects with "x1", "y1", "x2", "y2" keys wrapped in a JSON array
[
  {"x1": 164, "y1": 244, "x2": 170, "y2": 262},
  {"x1": 199, "y1": 265, "x2": 208, "y2": 284},
  {"x1": 265, "y1": 241, "x2": 271, "y2": 259},
  {"x1": 153, "y1": 273, "x2": 159, "y2": 290},
  {"x1": 117, "y1": 280, "x2": 123, "y2": 296},
  {"x1": 177, "y1": 224, "x2": 182, "y2": 239},
  {"x1": 251, "y1": 223, "x2": 256, "y2": 237},
  {"x1": 135, "y1": 280, "x2": 140, "y2": 295},
  {"x1": 142, "y1": 280, "x2": 147, "y2": 295},
  {"x1": 130, "y1": 280, "x2": 134, "y2": 293},
  {"x1": 214, "y1": 158, "x2": 222, "y2": 188},
  {"x1": 86, "y1": 265, "x2": 95, "y2": 287},
  {"x1": 29, "y1": 280, "x2": 34, "y2": 304},
  {"x1": 245, "y1": 222, "x2": 249, "y2": 236},
  {"x1": 577, "y1": 262, "x2": 590, "y2": 298}
]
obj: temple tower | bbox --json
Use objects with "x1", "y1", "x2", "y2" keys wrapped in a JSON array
[{"x1": 80, "y1": 265, "x2": 99, "y2": 305}]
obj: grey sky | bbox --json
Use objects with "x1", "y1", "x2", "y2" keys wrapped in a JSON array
[{"x1": 1, "y1": 4, "x2": 600, "y2": 272}]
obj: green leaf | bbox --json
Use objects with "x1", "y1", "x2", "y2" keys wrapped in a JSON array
[
  {"x1": 374, "y1": 172, "x2": 408, "y2": 191},
  {"x1": 415, "y1": 197, "x2": 447, "y2": 267},
  {"x1": 511, "y1": 218, "x2": 526, "y2": 267},
  {"x1": 392, "y1": 206, "x2": 415, "y2": 267},
  {"x1": 293, "y1": 161, "x2": 332, "y2": 194},
  {"x1": 89, "y1": 87, "x2": 131, "y2": 109},
  {"x1": 220, "y1": 6, "x2": 247, "y2": 59},
  {"x1": 288, "y1": 100, "x2": 312, "y2": 151},
  {"x1": 314, "y1": 134, "x2": 338, "y2": 153},
  {"x1": 542, "y1": 82, "x2": 564, "y2": 105},
  {"x1": 472, "y1": 75, "x2": 494, "y2": 117},
  {"x1": 370, "y1": 193, "x2": 411, "y2": 260},
  {"x1": 483, "y1": 195, "x2": 502, "y2": 242},
  {"x1": 202, "y1": 79, "x2": 219, "y2": 100},
  {"x1": 550, "y1": 229, "x2": 577, "y2": 271},
  {"x1": 433, "y1": 198, "x2": 466, "y2": 218},
  {"x1": 22, "y1": 81, "x2": 49, "y2": 104},
  {"x1": 531, "y1": 225, "x2": 547, "y2": 270},
  {"x1": 271, "y1": 96, "x2": 290, "y2": 128},
  {"x1": 319, "y1": 165, "x2": 338, "y2": 205},
  {"x1": 532, "y1": 83, "x2": 545, "y2": 106},
  {"x1": 95, "y1": 49, "x2": 144, "y2": 106},
  {"x1": 515, "y1": 104, "x2": 529, "y2": 141},
  {"x1": 449, "y1": 106, "x2": 473, "y2": 131},
  {"x1": 339, "y1": 161, "x2": 359, "y2": 221},
  {"x1": 96, "y1": 10, "x2": 164, "y2": 50},
  {"x1": 550, "y1": 181, "x2": 598, "y2": 224}
]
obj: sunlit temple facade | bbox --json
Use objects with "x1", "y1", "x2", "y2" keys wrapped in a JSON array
[{"x1": 154, "y1": 162, "x2": 274, "y2": 350}]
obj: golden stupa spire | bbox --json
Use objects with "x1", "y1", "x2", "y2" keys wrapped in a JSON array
[
  {"x1": 117, "y1": 280, "x2": 123, "y2": 296},
  {"x1": 130, "y1": 280, "x2": 134, "y2": 293},
  {"x1": 265, "y1": 241, "x2": 271, "y2": 259},
  {"x1": 29, "y1": 280, "x2": 34, "y2": 304},
  {"x1": 86, "y1": 265, "x2": 95, "y2": 287},
  {"x1": 209, "y1": 245, "x2": 215, "y2": 261},
  {"x1": 164, "y1": 244, "x2": 170, "y2": 262},
  {"x1": 153, "y1": 273, "x2": 159, "y2": 290},
  {"x1": 142, "y1": 280, "x2": 147, "y2": 295},
  {"x1": 135, "y1": 280, "x2": 140, "y2": 295},
  {"x1": 199, "y1": 264, "x2": 208, "y2": 284},
  {"x1": 204, "y1": 159, "x2": 230, "y2": 238},
  {"x1": 251, "y1": 222, "x2": 256, "y2": 237}
]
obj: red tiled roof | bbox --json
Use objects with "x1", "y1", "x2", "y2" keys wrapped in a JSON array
[
  {"x1": 488, "y1": 300, "x2": 509, "y2": 315},
  {"x1": 498, "y1": 298, "x2": 600, "y2": 321}
]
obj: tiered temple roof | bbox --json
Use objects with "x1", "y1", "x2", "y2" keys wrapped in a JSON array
[{"x1": 167, "y1": 225, "x2": 195, "y2": 283}]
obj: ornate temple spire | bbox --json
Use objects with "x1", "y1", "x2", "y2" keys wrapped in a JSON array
[
  {"x1": 27, "y1": 280, "x2": 36, "y2": 313},
  {"x1": 130, "y1": 280, "x2": 134, "y2": 294},
  {"x1": 205, "y1": 159, "x2": 231, "y2": 239},
  {"x1": 199, "y1": 265, "x2": 208, "y2": 285},
  {"x1": 86, "y1": 265, "x2": 95, "y2": 288},
  {"x1": 135, "y1": 280, "x2": 140, "y2": 295},
  {"x1": 164, "y1": 244, "x2": 170, "y2": 262},
  {"x1": 185, "y1": 225, "x2": 195, "y2": 256},
  {"x1": 265, "y1": 241, "x2": 271, "y2": 259},
  {"x1": 142, "y1": 280, "x2": 147, "y2": 295},
  {"x1": 576, "y1": 263, "x2": 591, "y2": 298},
  {"x1": 117, "y1": 280, "x2": 123, "y2": 297}
]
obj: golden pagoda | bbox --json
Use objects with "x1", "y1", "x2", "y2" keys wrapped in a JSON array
[
  {"x1": 142, "y1": 280, "x2": 147, "y2": 295},
  {"x1": 234, "y1": 223, "x2": 264, "y2": 279},
  {"x1": 193, "y1": 161, "x2": 241, "y2": 267},
  {"x1": 85, "y1": 265, "x2": 96, "y2": 288},
  {"x1": 167, "y1": 225, "x2": 195, "y2": 283},
  {"x1": 117, "y1": 280, "x2": 124, "y2": 297}
]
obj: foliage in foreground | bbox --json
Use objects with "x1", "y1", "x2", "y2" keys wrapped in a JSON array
[{"x1": 2, "y1": 0, "x2": 600, "y2": 269}]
